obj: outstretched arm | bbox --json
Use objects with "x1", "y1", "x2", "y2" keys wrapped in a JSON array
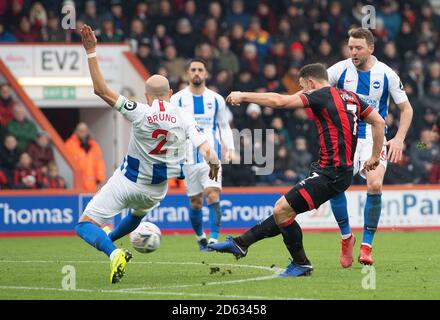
[
  {"x1": 385, "y1": 100, "x2": 413, "y2": 163},
  {"x1": 81, "y1": 25, "x2": 119, "y2": 107},
  {"x1": 226, "y1": 91, "x2": 305, "y2": 109}
]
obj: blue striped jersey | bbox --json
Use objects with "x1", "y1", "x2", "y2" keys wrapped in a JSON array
[
  {"x1": 170, "y1": 87, "x2": 234, "y2": 164},
  {"x1": 114, "y1": 96, "x2": 206, "y2": 185},
  {"x1": 327, "y1": 56, "x2": 408, "y2": 139}
]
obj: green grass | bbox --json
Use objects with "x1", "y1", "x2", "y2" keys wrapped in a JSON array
[{"x1": 0, "y1": 231, "x2": 440, "y2": 300}]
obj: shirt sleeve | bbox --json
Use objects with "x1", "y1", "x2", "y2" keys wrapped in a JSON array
[
  {"x1": 216, "y1": 97, "x2": 235, "y2": 151},
  {"x1": 327, "y1": 61, "x2": 345, "y2": 87},
  {"x1": 301, "y1": 89, "x2": 326, "y2": 112},
  {"x1": 356, "y1": 94, "x2": 374, "y2": 120},
  {"x1": 180, "y1": 108, "x2": 207, "y2": 148},
  {"x1": 114, "y1": 95, "x2": 146, "y2": 123},
  {"x1": 387, "y1": 69, "x2": 408, "y2": 105}
]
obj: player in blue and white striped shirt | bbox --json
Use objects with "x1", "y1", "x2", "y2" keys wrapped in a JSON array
[
  {"x1": 171, "y1": 58, "x2": 235, "y2": 250},
  {"x1": 327, "y1": 28, "x2": 413, "y2": 267}
]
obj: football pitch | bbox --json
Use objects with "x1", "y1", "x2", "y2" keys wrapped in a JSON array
[{"x1": 1, "y1": 231, "x2": 439, "y2": 300}]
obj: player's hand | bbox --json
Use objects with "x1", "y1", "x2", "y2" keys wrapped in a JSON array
[
  {"x1": 226, "y1": 91, "x2": 243, "y2": 106},
  {"x1": 208, "y1": 161, "x2": 220, "y2": 181},
  {"x1": 363, "y1": 156, "x2": 380, "y2": 172},
  {"x1": 80, "y1": 24, "x2": 97, "y2": 54},
  {"x1": 385, "y1": 137, "x2": 404, "y2": 163}
]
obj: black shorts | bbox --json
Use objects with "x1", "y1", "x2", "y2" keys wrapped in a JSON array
[{"x1": 284, "y1": 162, "x2": 353, "y2": 214}]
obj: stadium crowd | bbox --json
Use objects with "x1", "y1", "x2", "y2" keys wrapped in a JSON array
[{"x1": 0, "y1": 0, "x2": 439, "y2": 188}]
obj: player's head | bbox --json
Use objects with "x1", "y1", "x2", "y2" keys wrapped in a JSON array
[
  {"x1": 186, "y1": 58, "x2": 208, "y2": 87},
  {"x1": 298, "y1": 63, "x2": 329, "y2": 90},
  {"x1": 145, "y1": 74, "x2": 173, "y2": 104},
  {"x1": 347, "y1": 28, "x2": 374, "y2": 69}
]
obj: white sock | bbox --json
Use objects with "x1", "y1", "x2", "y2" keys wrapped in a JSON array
[
  {"x1": 196, "y1": 233, "x2": 207, "y2": 241},
  {"x1": 361, "y1": 242, "x2": 372, "y2": 248},
  {"x1": 208, "y1": 238, "x2": 218, "y2": 244},
  {"x1": 109, "y1": 249, "x2": 120, "y2": 261},
  {"x1": 341, "y1": 233, "x2": 352, "y2": 240}
]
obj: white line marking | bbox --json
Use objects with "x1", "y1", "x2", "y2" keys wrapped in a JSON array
[
  {"x1": 0, "y1": 285, "x2": 306, "y2": 300},
  {"x1": 0, "y1": 260, "x2": 292, "y2": 299}
]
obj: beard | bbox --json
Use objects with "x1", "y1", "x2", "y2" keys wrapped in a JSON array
[
  {"x1": 352, "y1": 56, "x2": 368, "y2": 69},
  {"x1": 191, "y1": 77, "x2": 203, "y2": 86}
]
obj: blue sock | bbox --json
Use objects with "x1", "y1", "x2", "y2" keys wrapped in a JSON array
[
  {"x1": 108, "y1": 212, "x2": 143, "y2": 242},
  {"x1": 75, "y1": 221, "x2": 117, "y2": 257},
  {"x1": 363, "y1": 194, "x2": 382, "y2": 246},
  {"x1": 208, "y1": 202, "x2": 222, "y2": 240},
  {"x1": 330, "y1": 192, "x2": 351, "y2": 237},
  {"x1": 189, "y1": 207, "x2": 204, "y2": 237}
]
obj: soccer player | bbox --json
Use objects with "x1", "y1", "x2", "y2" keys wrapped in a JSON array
[
  {"x1": 75, "y1": 25, "x2": 220, "y2": 284},
  {"x1": 327, "y1": 28, "x2": 413, "y2": 267},
  {"x1": 170, "y1": 58, "x2": 235, "y2": 250},
  {"x1": 209, "y1": 63, "x2": 385, "y2": 276}
]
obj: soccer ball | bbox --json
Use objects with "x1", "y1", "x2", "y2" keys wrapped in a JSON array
[{"x1": 129, "y1": 222, "x2": 161, "y2": 253}]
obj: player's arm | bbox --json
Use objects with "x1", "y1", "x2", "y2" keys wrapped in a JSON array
[
  {"x1": 81, "y1": 25, "x2": 119, "y2": 107},
  {"x1": 226, "y1": 91, "x2": 305, "y2": 109},
  {"x1": 385, "y1": 71, "x2": 413, "y2": 163},
  {"x1": 386, "y1": 100, "x2": 413, "y2": 163},
  {"x1": 362, "y1": 109, "x2": 386, "y2": 172}
]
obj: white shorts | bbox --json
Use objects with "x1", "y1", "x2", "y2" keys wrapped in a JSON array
[
  {"x1": 353, "y1": 138, "x2": 388, "y2": 179},
  {"x1": 182, "y1": 163, "x2": 222, "y2": 197},
  {"x1": 83, "y1": 169, "x2": 168, "y2": 225}
]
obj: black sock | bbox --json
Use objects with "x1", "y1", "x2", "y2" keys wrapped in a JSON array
[
  {"x1": 235, "y1": 215, "x2": 281, "y2": 248},
  {"x1": 279, "y1": 220, "x2": 310, "y2": 265}
]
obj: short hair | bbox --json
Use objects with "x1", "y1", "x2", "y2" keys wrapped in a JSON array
[
  {"x1": 299, "y1": 63, "x2": 328, "y2": 81},
  {"x1": 186, "y1": 58, "x2": 208, "y2": 70},
  {"x1": 348, "y1": 27, "x2": 374, "y2": 45}
]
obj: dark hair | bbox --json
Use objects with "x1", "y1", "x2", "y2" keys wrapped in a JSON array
[
  {"x1": 299, "y1": 63, "x2": 328, "y2": 81},
  {"x1": 186, "y1": 58, "x2": 208, "y2": 70},
  {"x1": 348, "y1": 27, "x2": 374, "y2": 45}
]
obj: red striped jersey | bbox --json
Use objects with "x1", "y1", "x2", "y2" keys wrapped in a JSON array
[{"x1": 300, "y1": 86, "x2": 373, "y2": 168}]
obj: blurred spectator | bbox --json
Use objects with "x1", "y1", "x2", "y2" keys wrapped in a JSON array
[
  {"x1": 201, "y1": 17, "x2": 220, "y2": 46},
  {"x1": 268, "y1": 39, "x2": 288, "y2": 77},
  {"x1": 288, "y1": 41, "x2": 306, "y2": 67},
  {"x1": 409, "y1": 128, "x2": 440, "y2": 183},
  {"x1": 26, "y1": 131, "x2": 54, "y2": 171},
  {"x1": 271, "y1": 116, "x2": 291, "y2": 151},
  {"x1": 64, "y1": 122, "x2": 105, "y2": 192},
  {"x1": 403, "y1": 59, "x2": 425, "y2": 98},
  {"x1": 275, "y1": 16, "x2": 294, "y2": 46},
  {"x1": 0, "y1": 134, "x2": 20, "y2": 181},
  {"x1": 420, "y1": 81, "x2": 440, "y2": 114},
  {"x1": 0, "y1": 168, "x2": 8, "y2": 189},
  {"x1": 110, "y1": 0, "x2": 127, "y2": 33},
  {"x1": 289, "y1": 108, "x2": 318, "y2": 157},
  {"x1": 229, "y1": 23, "x2": 245, "y2": 56},
  {"x1": 425, "y1": 62, "x2": 440, "y2": 93},
  {"x1": 181, "y1": 0, "x2": 203, "y2": 31},
  {"x1": 13, "y1": 152, "x2": 43, "y2": 189},
  {"x1": 286, "y1": 4, "x2": 307, "y2": 33},
  {"x1": 244, "y1": 17, "x2": 272, "y2": 59},
  {"x1": 0, "y1": 22, "x2": 17, "y2": 42},
  {"x1": 7, "y1": 0, "x2": 26, "y2": 30},
  {"x1": 151, "y1": 24, "x2": 173, "y2": 58},
  {"x1": 240, "y1": 43, "x2": 261, "y2": 76},
  {"x1": 212, "y1": 69, "x2": 232, "y2": 97},
  {"x1": 377, "y1": 0, "x2": 401, "y2": 40},
  {"x1": 256, "y1": 2, "x2": 276, "y2": 35},
  {"x1": 222, "y1": 149, "x2": 256, "y2": 186},
  {"x1": 245, "y1": 103, "x2": 265, "y2": 131},
  {"x1": 70, "y1": 19, "x2": 85, "y2": 43},
  {"x1": 261, "y1": 146, "x2": 299, "y2": 185},
  {"x1": 97, "y1": 16, "x2": 124, "y2": 43},
  {"x1": 313, "y1": 39, "x2": 338, "y2": 67},
  {"x1": 133, "y1": 1, "x2": 151, "y2": 34},
  {"x1": 291, "y1": 137, "x2": 312, "y2": 180},
  {"x1": 326, "y1": 1, "x2": 350, "y2": 43},
  {"x1": 428, "y1": 161, "x2": 440, "y2": 184},
  {"x1": 137, "y1": 38, "x2": 159, "y2": 74},
  {"x1": 126, "y1": 18, "x2": 148, "y2": 52},
  {"x1": 42, "y1": 12, "x2": 66, "y2": 42},
  {"x1": 226, "y1": 0, "x2": 251, "y2": 29},
  {"x1": 0, "y1": 83, "x2": 15, "y2": 126},
  {"x1": 153, "y1": 0, "x2": 175, "y2": 34},
  {"x1": 282, "y1": 64, "x2": 301, "y2": 94},
  {"x1": 41, "y1": 161, "x2": 66, "y2": 189},
  {"x1": 195, "y1": 42, "x2": 218, "y2": 75},
  {"x1": 217, "y1": 35, "x2": 240, "y2": 76},
  {"x1": 395, "y1": 20, "x2": 417, "y2": 60},
  {"x1": 29, "y1": 2, "x2": 47, "y2": 31},
  {"x1": 160, "y1": 44, "x2": 186, "y2": 87},
  {"x1": 381, "y1": 41, "x2": 400, "y2": 71},
  {"x1": 262, "y1": 62, "x2": 286, "y2": 93},
  {"x1": 208, "y1": 1, "x2": 226, "y2": 30},
  {"x1": 80, "y1": 0, "x2": 100, "y2": 30},
  {"x1": 384, "y1": 145, "x2": 415, "y2": 184},
  {"x1": 14, "y1": 16, "x2": 40, "y2": 42},
  {"x1": 0, "y1": 116, "x2": 7, "y2": 143},
  {"x1": 7, "y1": 106, "x2": 38, "y2": 152},
  {"x1": 173, "y1": 17, "x2": 199, "y2": 58}
]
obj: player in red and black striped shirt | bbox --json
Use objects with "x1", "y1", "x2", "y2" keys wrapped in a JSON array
[{"x1": 209, "y1": 63, "x2": 385, "y2": 276}]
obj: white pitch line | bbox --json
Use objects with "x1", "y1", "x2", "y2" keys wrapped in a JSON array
[
  {"x1": 0, "y1": 259, "x2": 287, "y2": 297},
  {"x1": 0, "y1": 285, "x2": 305, "y2": 300}
]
